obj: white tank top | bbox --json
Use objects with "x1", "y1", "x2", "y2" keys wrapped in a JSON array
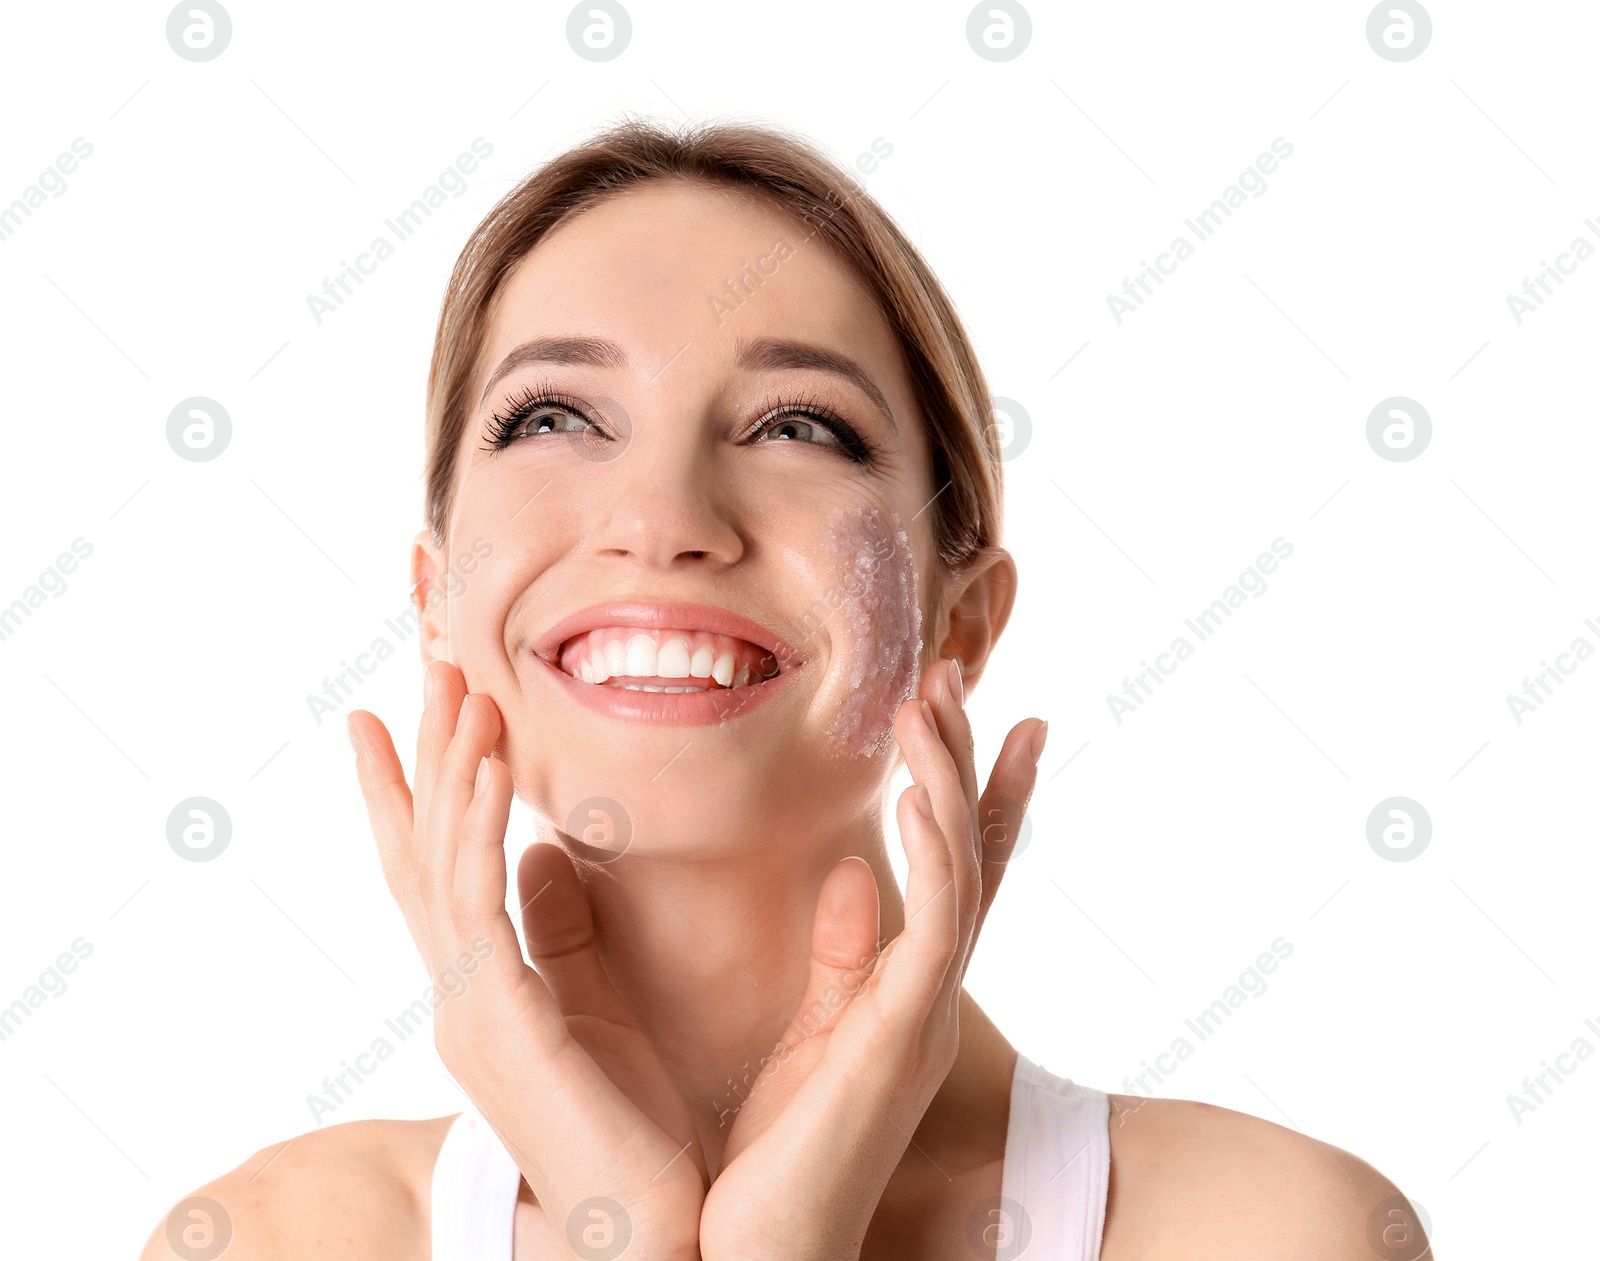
[{"x1": 430, "y1": 1050, "x2": 1109, "y2": 1260}]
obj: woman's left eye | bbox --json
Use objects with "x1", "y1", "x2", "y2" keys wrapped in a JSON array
[
  {"x1": 753, "y1": 413, "x2": 842, "y2": 448},
  {"x1": 749, "y1": 405, "x2": 875, "y2": 465}
]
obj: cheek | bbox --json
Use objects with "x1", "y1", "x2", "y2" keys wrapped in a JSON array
[
  {"x1": 441, "y1": 525, "x2": 551, "y2": 710},
  {"x1": 821, "y1": 506, "x2": 923, "y2": 756}
]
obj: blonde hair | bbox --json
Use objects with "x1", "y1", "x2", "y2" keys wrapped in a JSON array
[{"x1": 424, "y1": 116, "x2": 1005, "y2": 589}]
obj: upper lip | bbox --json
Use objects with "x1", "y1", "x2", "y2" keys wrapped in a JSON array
[{"x1": 531, "y1": 601, "x2": 800, "y2": 671}]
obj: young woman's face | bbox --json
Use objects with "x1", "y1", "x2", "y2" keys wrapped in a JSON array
[{"x1": 427, "y1": 179, "x2": 945, "y2": 857}]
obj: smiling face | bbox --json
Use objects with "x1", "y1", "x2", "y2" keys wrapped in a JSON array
[{"x1": 416, "y1": 178, "x2": 949, "y2": 857}]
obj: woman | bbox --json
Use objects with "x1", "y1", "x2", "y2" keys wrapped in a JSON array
[{"x1": 142, "y1": 118, "x2": 1430, "y2": 1261}]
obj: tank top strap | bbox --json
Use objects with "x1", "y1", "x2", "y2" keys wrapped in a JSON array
[
  {"x1": 998, "y1": 1051, "x2": 1111, "y2": 1261},
  {"x1": 430, "y1": 1108, "x2": 523, "y2": 1261}
]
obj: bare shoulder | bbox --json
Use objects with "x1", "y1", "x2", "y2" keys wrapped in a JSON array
[
  {"x1": 136, "y1": 1114, "x2": 457, "y2": 1261},
  {"x1": 1100, "y1": 1094, "x2": 1431, "y2": 1261}
]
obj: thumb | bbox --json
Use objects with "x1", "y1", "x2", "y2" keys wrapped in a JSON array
[
  {"x1": 517, "y1": 842, "x2": 634, "y2": 1026},
  {"x1": 783, "y1": 856, "x2": 880, "y2": 1047}
]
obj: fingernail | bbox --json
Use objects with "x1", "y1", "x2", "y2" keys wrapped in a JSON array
[
  {"x1": 474, "y1": 756, "x2": 490, "y2": 798},
  {"x1": 1029, "y1": 720, "x2": 1049, "y2": 765},
  {"x1": 948, "y1": 657, "x2": 964, "y2": 706},
  {"x1": 920, "y1": 699, "x2": 936, "y2": 730},
  {"x1": 346, "y1": 714, "x2": 358, "y2": 755},
  {"x1": 913, "y1": 784, "x2": 934, "y2": 818}
]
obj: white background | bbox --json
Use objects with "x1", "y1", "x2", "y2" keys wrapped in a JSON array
[{"x1": 1, "y1": 1, "x2": 1594, "y2": 1256}]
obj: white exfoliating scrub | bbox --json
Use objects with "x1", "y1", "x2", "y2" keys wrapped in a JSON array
[{"x1": 820, "y1": 506, "x2": 923, "y2": 756}]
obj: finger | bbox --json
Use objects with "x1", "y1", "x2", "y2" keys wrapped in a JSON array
[
  {"x1": 780, "y1": 857, "x2": 880, "y2": 1048},
  {"x1": 448, "y1": 755, "x2": 576, "y2": 1051},
  {"x1": 883, "y1": 735, "x2": 962, "y2": 1012},
  {"x1": 348, "y1": 709, "x2": 426, "y2": 946},
  {"x1": 451, "y1": 751, "x2": 522, "y2": 953},
  {"x1": 925, "y1": 657, "x2": 979, "y2": 808},
  {"x1": 413, "y1": 659, "x2": 468, "y2": 834},
  {"x1": 423, "y1": 690, "x2": 502, "y2": 863},
  {"x1": 894, "y1": 691, "x2": 980, "y2": 935},
  {"x1": 516, "y1": 841, "x2": 637, "y2": 1027},
  {"x1": 973, "y1": 718, "x2": 1046, "y2": 940},
  {"x1": 412, "y1": 688, "x2": 499, "y2": 966}
]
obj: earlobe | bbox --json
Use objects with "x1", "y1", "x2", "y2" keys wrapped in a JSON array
[
  {"x1": 410, "y1": 530, "x2": 450, "y2": 665},
  {"x1": 934, "y1": 546, "x2": 1018, "y2": 693}
]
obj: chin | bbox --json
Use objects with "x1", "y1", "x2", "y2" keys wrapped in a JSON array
[{"x1": 514, "y1": 737, "x2": 878, "y2": 864}]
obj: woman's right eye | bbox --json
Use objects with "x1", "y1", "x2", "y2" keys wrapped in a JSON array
[
  {"x1": 483, "y1": 389, "x2": 598, "y2": 450},
  {"x1": 520, "y1": 406, "x2": 590, "y2": 437}
]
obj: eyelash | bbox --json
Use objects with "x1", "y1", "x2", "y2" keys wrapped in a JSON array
[
  {"x1": 479, "y1": 379, "x2": 880, "y2": 466},
  {"x1": 480, "y1": 382, "x2": 594, "y2": 451}
]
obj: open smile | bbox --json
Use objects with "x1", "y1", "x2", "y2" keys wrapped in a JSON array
[{"x1": 531, "y1": 601, "x2": 802, "y2": 724}]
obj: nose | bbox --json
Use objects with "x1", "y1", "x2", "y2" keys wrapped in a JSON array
[{"x1": 584, "y1": 424, "x2": 744, "y2": 571}]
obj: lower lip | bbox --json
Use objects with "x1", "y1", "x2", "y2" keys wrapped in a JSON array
[{"x1": 533, "y1": 651, "x2": 799, "y2": 725}]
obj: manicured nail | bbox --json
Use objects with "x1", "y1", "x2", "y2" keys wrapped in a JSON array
[
  {"x1": 920, "y1": 699, "x2": 936, "y2": 731},
  {"x1": 913, "y1": 784, "x2": 934, "y2": 818},
  {"x1": 1029, "y1": 720, "x2": 1049, "y2": 765},
  {"x1": 948, "y1": 657, "x2": 964, "y2": 706},
  {"x1": 474, "y1": 756, "x2": 490, "y2": 798}
]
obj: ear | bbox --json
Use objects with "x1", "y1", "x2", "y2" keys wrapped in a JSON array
[
  {"x1": 410, "y1": 529, "x2": 451, "y2": 665},
  {"x1": 931, "y1": 546, "x2": 1017, "y2": 695}
]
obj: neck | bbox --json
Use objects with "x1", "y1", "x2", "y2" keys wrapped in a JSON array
[{"x1": 569, "y1": 812, "x2": 1017, "y2": 1175}]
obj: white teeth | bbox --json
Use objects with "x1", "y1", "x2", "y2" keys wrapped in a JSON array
[
  {"x1": 657, "y1": 637, "x2": 691, "y2": 678},
  {"x1": 560, "y1": 628, "x2": 781, "y2": 691},
  {"x1": 625, "y1": 634, "x2": 657, "y2": 678},
  {"x1": 608, "y1": 682, "x2": 711, "y2": 693}
]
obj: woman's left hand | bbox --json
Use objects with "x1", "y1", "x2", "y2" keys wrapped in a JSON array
[{"x1": 699, "y1": 657, "x2": 1047, "y2": 1261}]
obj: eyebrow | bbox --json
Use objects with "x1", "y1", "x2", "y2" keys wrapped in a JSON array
[
  {"x1": 478, "y1": 336, "x2": 629, "y2": 408},
  {"x1": 476, "y1": 333, "x2": 897, "y2": 432},
  {"x1": 734, "y1": 336, "x2": 896, "y2": 432}
]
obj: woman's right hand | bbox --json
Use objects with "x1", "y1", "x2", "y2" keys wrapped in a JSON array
[{"x1": 348, "y1": 659, "x2": 707, "y2": 1261}]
